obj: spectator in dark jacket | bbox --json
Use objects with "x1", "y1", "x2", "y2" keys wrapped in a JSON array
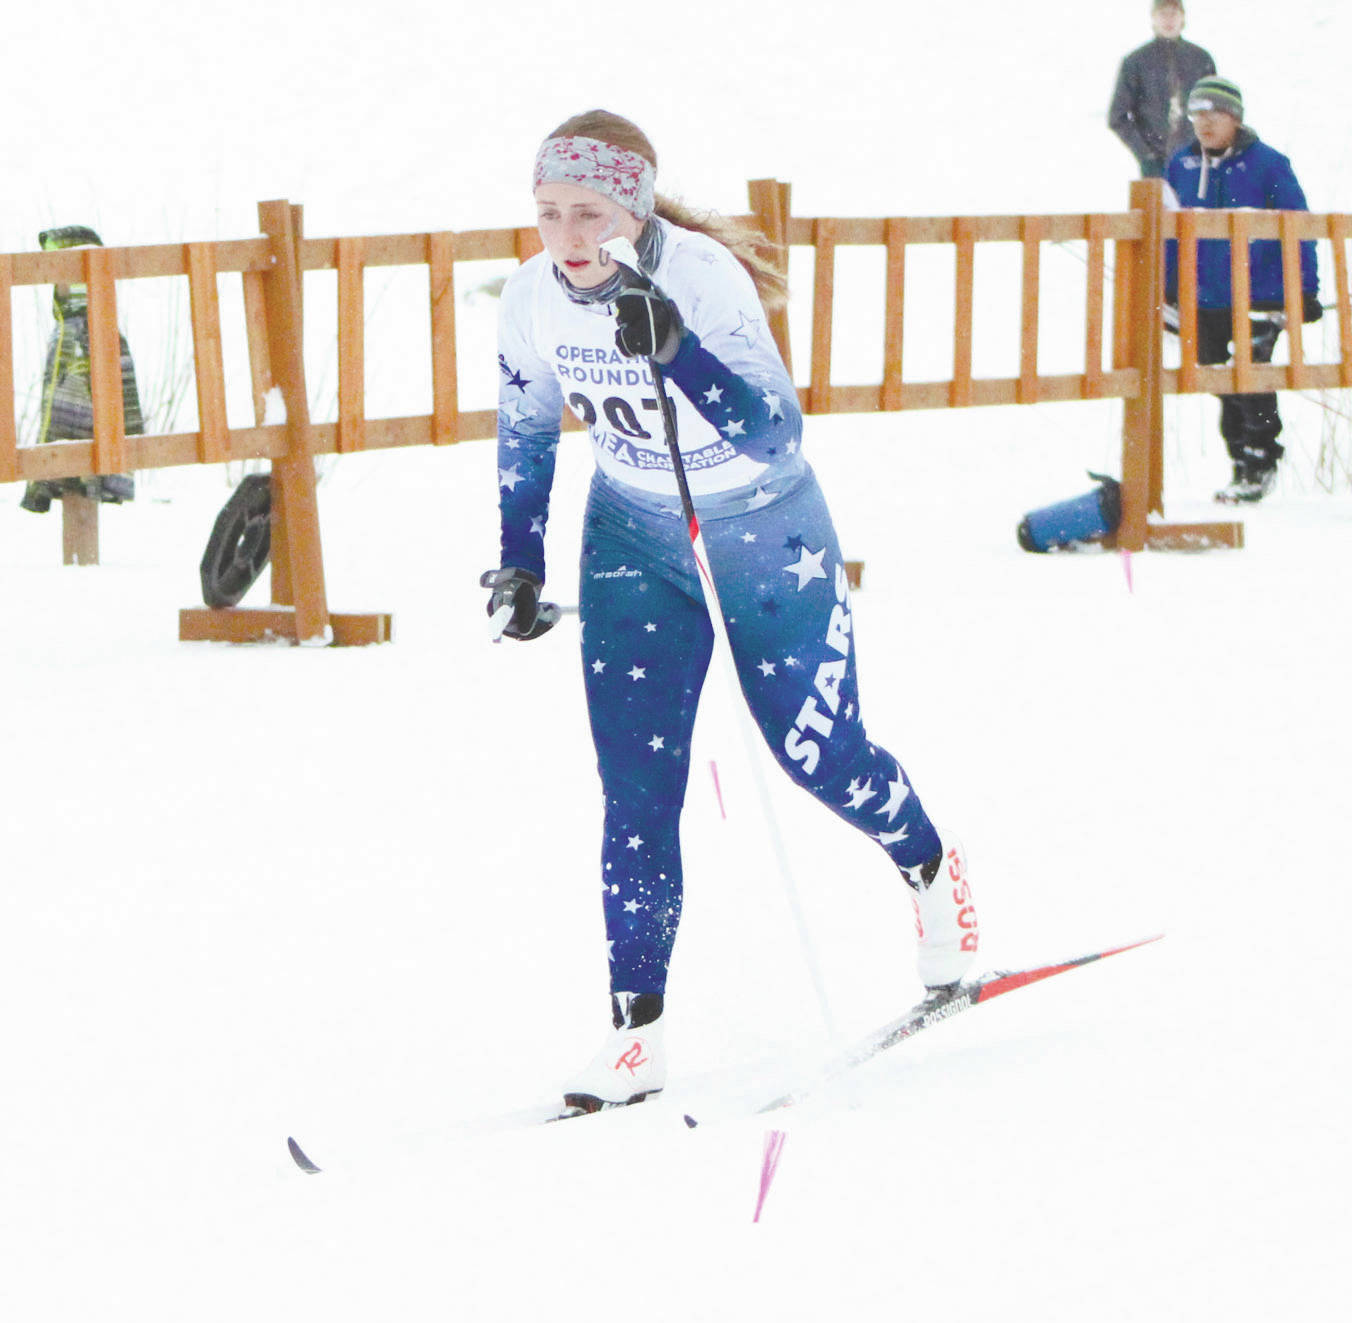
[
  {"x1": 1164, "y1": 76, "x2": 1322, "y2": 503},
  {"x1": 1109, "y1": 1, "x2": 1215, "y2": 177}
]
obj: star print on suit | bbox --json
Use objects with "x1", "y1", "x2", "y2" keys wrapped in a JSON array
[{"x1": 579, "y1": 471, "x2": 942, "y2": 996}]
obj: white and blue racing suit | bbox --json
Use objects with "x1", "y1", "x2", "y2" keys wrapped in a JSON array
[{"x1": 496, "y1": 217, "x2": 941, "y2": 995}]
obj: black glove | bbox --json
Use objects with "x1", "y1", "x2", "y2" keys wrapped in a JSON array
[
  {"x1": 614, "y1": 285, "x2": 683, "y2": 363},
  {"x1": 1141, "y1": 157, "x2": 1165, "y2": 179},
  {"x1": 480, "y1": 567, "x2": 560, "y2": 641},
  {"x1": 1303, "y1": 291, "x2": 1324, "y2": 324}
]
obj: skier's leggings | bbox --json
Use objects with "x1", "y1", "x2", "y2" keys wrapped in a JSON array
[{"x1": 578, "y1": 468, "x2": 941, "y2": 996}]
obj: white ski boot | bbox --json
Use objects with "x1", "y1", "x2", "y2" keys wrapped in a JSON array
[
  {"x1": 901, "y1": 836, "x2": 980, "y2": 989},
  {"x1": 562, "y1": 992, "x2": 666, "y2": 1114}
]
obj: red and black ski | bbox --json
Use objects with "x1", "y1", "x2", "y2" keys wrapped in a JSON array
[{"x1": 757, "y1": 933, "x2": 1163, "y2": 1112}]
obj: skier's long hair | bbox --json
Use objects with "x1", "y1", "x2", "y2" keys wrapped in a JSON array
[{"x1": 547, "y1": 110, "x2": 789, "y2": 311}]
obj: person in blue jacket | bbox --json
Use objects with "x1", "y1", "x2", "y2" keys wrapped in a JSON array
[
  {"x1": 1164, "y1": 76, "x2": 1321, "y2": 503},
  {"x1": 484, "y1": 109, "x2": 980, "y2": 1115}
]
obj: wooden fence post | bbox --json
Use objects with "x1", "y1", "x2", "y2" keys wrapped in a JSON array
[
  {"x1": 1177, "y1": 209, "x2": 1200, "y2": 397},
  {"x1": 1118, "y1": 179, "x2": 1164, "y2": 551},
  {"x1": 882, "y1": 217, "x2": 907, "y2": 410},
  {"x1": 1229, "y1": 211, "x2": 1255, "y2": 395},
  {"x1": 1084, "y1": 214, "x2": 1107, "y2": 399},
  {"x1": 242, "y1": 266, "x2": 274, "y2": 424},
  {"x1": 85, "y1": 246, "x2": 127, "y2": 484},
  {"x1": 1334, "y1": 215, "x2": 1352, "y2": 389},
  {"x1": 59, "y1": 244, "x2": 130, "y2": 568},
  {"x1": 1279, "y1": 212, "x2": 1309, "y2": 388},
  {"x1": 187, "y1": 242, "x2": 230, "y2": 465},
  {"x1": 429, "y1": 231, "x2": 459, "y2": 445},
  {"x1": 179, "y1": 205, "x2": 390, "y2": 646},
  {"x1": 747, "y1": 178, "x2": 793, "y2": 372},
  {"x1": 337, "y1": 235, "x2": 366, "y2": 454},
  {"x1": 62, "y1": 493, "x2": 99, "y2": 565},
  {"x1": 238, "y1": 261, "x2": 295, "y2": 606},
  {"x1": 1017, "y1": 216, "x2": 1045, "y2": 405},
  {"x1": 0, "y1": 254, "x2": 15, "y2": 486},
  {"x1": 950, "y1": 217, "x2": 977, "y2": 409},
  {"x1": 1126, "y1": 184, "x2": 1244, "y2": 551},
  {"x1": 257, "y1": 199, "x2": 329, "y2": 643},
  {"x1": 809, "y1": 217, "x2": 837, "y2": 413}
]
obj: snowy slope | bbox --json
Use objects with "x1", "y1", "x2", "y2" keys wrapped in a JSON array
[{"x1": 2, "y1": 3, "x2": 1350, "y2": 1320}]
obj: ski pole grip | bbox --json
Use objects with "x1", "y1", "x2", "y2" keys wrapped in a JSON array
[
  {"x1": 600, "y1": 235, "x2": 644, "y2": 279},
  {"x1": 488, "y1": 602, "x2": 514, "y2": 642}
]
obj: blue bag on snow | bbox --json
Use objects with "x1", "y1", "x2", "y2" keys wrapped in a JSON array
[{"x1": 1017, "y1": 472, "x2": 1122, "y2": 553}]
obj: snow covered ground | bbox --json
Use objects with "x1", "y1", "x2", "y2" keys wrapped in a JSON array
[{"x1": 3, "y1": 2, "x2": 1350, "y2": 1319}]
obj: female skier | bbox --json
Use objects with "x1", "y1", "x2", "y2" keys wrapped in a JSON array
[{"x1": 486, "y1": 110, "x2": 978, "y2": 1113}]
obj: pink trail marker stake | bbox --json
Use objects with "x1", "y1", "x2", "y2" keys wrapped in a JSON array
[
  {"x1": 753, "y1": 1129, "x2": 788, "y2": 1222},
  {"x1": 709, "y1": 759, "x2": 727, "y2": 819},
  {"x1": 1120, "y1": 548, "x2": 1135, "y2": 594}
]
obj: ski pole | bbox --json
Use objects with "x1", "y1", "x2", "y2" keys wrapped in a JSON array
[{"x1": 600, "y1": 237, "x2": 840, "y2": 1045}]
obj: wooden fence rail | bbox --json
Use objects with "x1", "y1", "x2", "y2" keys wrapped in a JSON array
[{"x1": 2, "y1": 181, "x2": 1349, "y2": 643}]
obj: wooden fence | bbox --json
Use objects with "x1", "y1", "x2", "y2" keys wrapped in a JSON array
[{"x1": 2, "y1": 181, "x2": 1348, "y2": 643}]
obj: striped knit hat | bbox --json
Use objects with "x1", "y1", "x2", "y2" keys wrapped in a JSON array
[
  {"x1": 1188, "y1": 76, "x2": 1243, "y2": 120},
  {"x1": 39, "y1": 225, "x2": 103, "y2": 250}
]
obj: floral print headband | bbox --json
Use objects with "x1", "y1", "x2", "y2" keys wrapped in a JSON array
[{"x1": 533, "y1": 135, "x2": 656, "y2": 219}]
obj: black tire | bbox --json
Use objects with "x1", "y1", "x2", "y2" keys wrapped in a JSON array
[{"x1": 200, "y1": 474, "x2": 272, "y2": 608}]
